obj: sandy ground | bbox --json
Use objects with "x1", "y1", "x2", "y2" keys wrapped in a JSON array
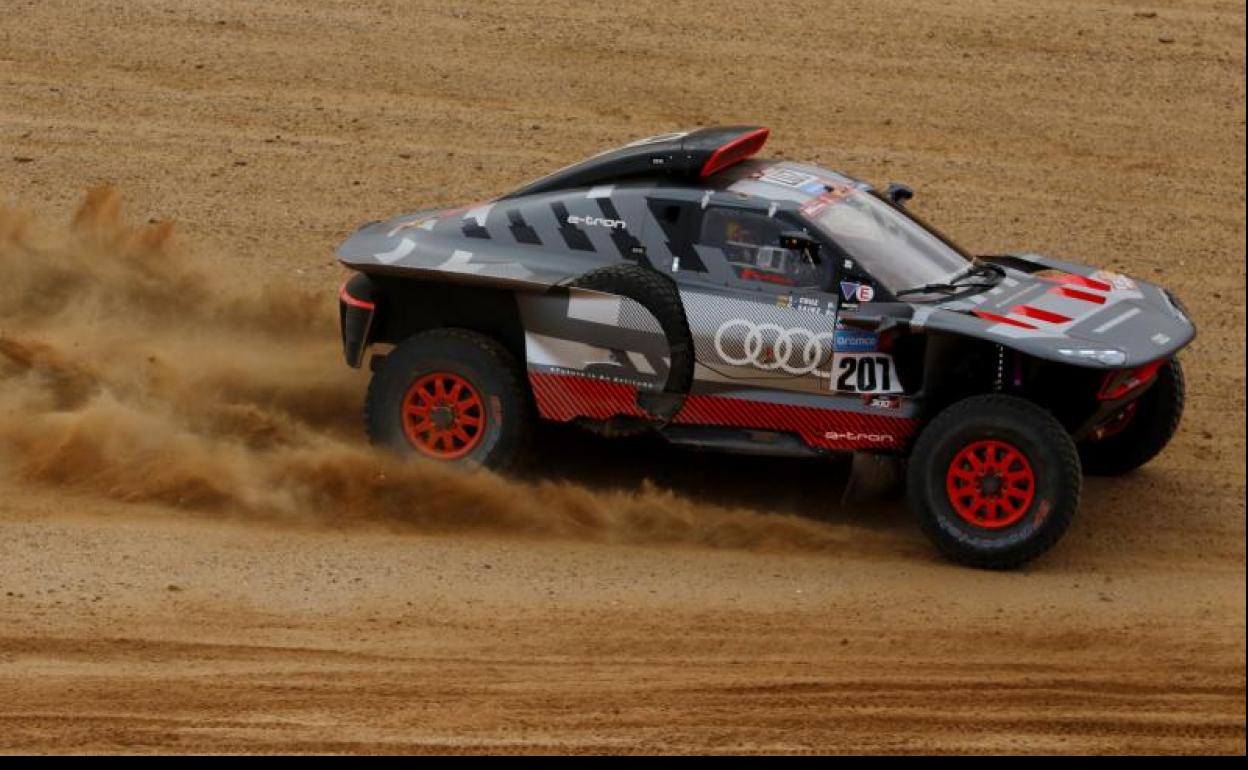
[{"x1": 0, "y1": 0, "x2": 1244, "y2": 755}]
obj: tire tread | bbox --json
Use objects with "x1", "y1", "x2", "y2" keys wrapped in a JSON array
[
  {"x1": 907, "y1": 394, "x2": 1081, "y2": 569},
  {"x1": 364, "y1": 328, "x2": 529, "y2": 470}
]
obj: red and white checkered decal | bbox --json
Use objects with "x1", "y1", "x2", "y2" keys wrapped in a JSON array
[{"x1": 529, "y1": 372, "x2": 916, "y2": 450}]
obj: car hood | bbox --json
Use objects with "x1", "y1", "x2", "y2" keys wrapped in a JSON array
[{"x1": 911, "y1": 253, "x2": 1195, "y2": 368}]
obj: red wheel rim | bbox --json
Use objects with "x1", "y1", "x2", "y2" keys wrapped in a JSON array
[
  {"x1": 945, "y1": 439, "x2": 1036, "y2": 529},
  {"x1": 402, "y1": 372, "x2": 486, "y2": 460}
]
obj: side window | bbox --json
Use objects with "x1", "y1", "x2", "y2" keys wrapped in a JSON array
[{"x1": 697, "y1": 207, "x2": 819, "y2": 289}]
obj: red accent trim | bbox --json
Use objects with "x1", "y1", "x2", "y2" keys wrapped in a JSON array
[
  {"x1": 1052, "y1": 273, "x2": 1112, "y2": 292},
  {"x1": 528, "y1": 372, "x2": 648, "y2": 422},
  {"x1": 700, "y1": 127, "x2": 770, "y2": 178},
  {"x1": 528, "y1": 372, "x2": 917, "y2": 451},
  {"x1": 402, "y1": 372, "x2": 486, "y2": 460},
  {"x1": 739, "y1": 268, "x2": 796, "y2": 286},
  {"x1": 671, "y1": 393, "x2": 917, "y2": 451},
  {"x1": 1009, "y1": 304, "x2": 1072, "y2": 324},
  {"x1": 972, "y1": 310, "x2": 1038, "y2": 330},
  {"x1": 945, "y1": 439, "x2": 1035, "y2": 529},
  {"x1": 1097, "y1": 359, "x2": 1165, "y2": 401},
  {"x1": 1050, "y1": 285, "x2": 1107, "y2": 304},
  {"x1": 339, "y1": 283, "x2": 375, "y2": 311}
]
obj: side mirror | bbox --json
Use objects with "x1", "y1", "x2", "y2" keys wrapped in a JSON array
[
  {"x1": 779, "y1": 231, "x2": 821, "y2": 263},
  {"x1": 886, "y1": 182, "x2": 915, "y2": 206}
]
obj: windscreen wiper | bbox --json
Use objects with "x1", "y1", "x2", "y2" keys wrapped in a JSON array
[{"x1": 895, "y1": 262, "x2": 1003, "y2": 298}]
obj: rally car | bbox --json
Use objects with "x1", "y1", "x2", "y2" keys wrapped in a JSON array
[{"x1": 336, "y1": 126, "x2": 1193, "y2": 568}]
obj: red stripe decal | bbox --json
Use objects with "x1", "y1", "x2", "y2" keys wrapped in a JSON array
[
  {"x1": 339, "y1": 283, "x2": 375, "y2": 310},
  {"x1": 527, "y1": 372, "x2": 917, "y2": 451},
  {"x1": 1052, "y1": 273, "x2": 1112, "y2": 292},
  {"x1": 1051, "y1": 285, "x2": 1107, "y2": 304},
  {"x1": 528, "y1": 372, "x2": 647, "y2": 422},
  {"x1": 972, "y1": 310, "x2": 1038, "y2": 329},
  {"x1": 673, "y1": 393, "x2": 917, "y2": 451},
  {"x1": 1010, "y1": 304, "x2": 1072, "y2": 324}
]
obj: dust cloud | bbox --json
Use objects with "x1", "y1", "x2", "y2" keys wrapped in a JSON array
[{"x1": 0, "y1": 187, "x2": 850, "y2": 551}]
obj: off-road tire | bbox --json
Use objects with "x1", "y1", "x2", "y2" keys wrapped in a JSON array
[
  {"x1": 1078, "y1": 358, "x2": 1185, "y2": 476},
  {"x1": 907, "y1": 394, "x2": 1082, "y2": 569},
  {"x1": 365, "y1": 328, "x2": 528, "y2": 470},
  {"x1": 567, "y1": 264, "x2": 694, "y2": 436}
]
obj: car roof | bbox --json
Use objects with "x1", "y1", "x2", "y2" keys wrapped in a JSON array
[
  {"x1": 713, "y1": 159, "x2": 874, "y2": 205},
  {"x1": 500, "y1": 127, "x2": 873, "y2": 208},
  {"x1": 579, "y1": 159, "x2": 873, "y2": 214}
]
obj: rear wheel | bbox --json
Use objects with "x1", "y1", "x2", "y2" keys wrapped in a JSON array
[
  {"x1": 906, "y1": 394, "x2": 1081, "y2": 569},
  {"x1": 365, "y1": 329, "x2": 528, "y2": 470},
  {"x1": 1079, "y1": 358, "x2": 1185, "y2": 476}
]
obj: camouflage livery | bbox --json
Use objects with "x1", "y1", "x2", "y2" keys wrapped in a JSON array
[
  {"x1": 335, "y1": 126, "x2": 1195, "y2": 567},
  {"x1": 338, "y1": 128, "x2": 1193, "y2": 456}
]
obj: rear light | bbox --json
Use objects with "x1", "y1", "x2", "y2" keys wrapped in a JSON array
[
  {"x1": 1097, "y1": 359, "x2": 1165, "y2": 401},
  {"x1": 339, "y1": 282, "x2": 375, "y2": 310},
  {"x1": 339, "y1": 276, "x2": 377, "y2": 368}
]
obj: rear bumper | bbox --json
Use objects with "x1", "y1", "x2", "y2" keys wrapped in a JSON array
[{"x1": 338, "y1": 273, "x2": 376, "y2": 368}]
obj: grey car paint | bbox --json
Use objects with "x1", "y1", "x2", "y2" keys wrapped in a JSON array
[
  {"x1": 516, "y1": 287, "x2": 671, "y2": 391},
  {"x1": 337, "y1": 158, "x2": 1194, "y2": 374}
]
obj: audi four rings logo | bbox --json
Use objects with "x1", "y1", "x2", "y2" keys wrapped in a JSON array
[{"x1": 714, "y1": 319, "x2": 836, "y2": 375}]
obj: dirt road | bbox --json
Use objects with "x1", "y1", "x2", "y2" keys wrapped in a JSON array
[{"x1": 0, "y1": 0, "x2": 1244, "y2": 754}]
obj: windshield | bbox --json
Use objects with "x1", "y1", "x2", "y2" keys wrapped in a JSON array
[{"x1": 801, "y1": 186, "x2": 971, "y2": 292}]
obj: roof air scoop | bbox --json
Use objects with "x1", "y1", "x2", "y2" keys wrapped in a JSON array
[
  {"x1": 695, "y1": 127, "x2": 770, "y2": 178},
  {"x1": 502, "y1": 125, "x2": 770, "y2": 199}
]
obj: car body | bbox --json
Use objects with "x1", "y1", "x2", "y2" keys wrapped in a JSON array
[{"x1": 335, "y1": 126, "x2": 1194, "y2": 567}]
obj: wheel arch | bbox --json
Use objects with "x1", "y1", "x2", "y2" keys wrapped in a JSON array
[
  {"x1": 351, "y1": 272, "x2": 529, "y2": 369},
  {"x1": 915, "y1": 332, "x2": 1107, "y2": 434}
]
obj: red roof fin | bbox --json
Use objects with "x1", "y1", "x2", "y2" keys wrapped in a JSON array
[{"x1": 699, "y1": 127, "x2": 770, "y2": 178}]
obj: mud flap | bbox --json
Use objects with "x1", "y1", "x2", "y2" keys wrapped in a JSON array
[{"x1": 842, "y1": 451, "x2": 903, "y2": 504}]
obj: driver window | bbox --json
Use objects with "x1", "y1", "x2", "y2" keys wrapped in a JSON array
[{"x1": 697, "y1": 207, "x2": 818, "y2": 289}]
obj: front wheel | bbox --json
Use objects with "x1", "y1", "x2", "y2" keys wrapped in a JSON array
[
  {"x1": 906, "y1": 395, "x2": 1082, "y2": 569},
  {"x1": 365, "y1": 329, "x2": 529, "y2": 470}
]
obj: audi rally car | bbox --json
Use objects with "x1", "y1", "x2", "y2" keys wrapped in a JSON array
[{"x1": 336, "y1": 126, "x2": 1193, "y2": 568}]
